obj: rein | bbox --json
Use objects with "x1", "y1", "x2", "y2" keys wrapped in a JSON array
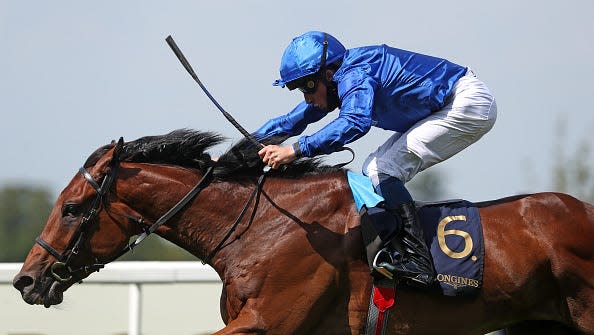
[
  {"x1": 113, "y1": 165, "x2": 216, "y2": 259},
  {"x1": 35, "y1": 128, "x2": 347, "y2": 283},
  {"x1": 115, "y1": 166, "x2": 266, "y2": 265},
  {"x1": 202, "y1": 173, "x2": 266, "y2": 264}
]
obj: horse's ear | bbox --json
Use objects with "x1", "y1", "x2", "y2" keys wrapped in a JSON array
[{"x1": 112, "y1": 137, "x2": 124, "y2": 161}]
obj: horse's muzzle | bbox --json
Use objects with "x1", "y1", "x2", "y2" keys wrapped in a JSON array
[{"x1": 13, "y1": 271, "x2": 64, "y2": 307}]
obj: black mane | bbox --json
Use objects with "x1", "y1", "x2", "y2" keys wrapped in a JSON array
[{"x1": 84, "y1": 129, "x2": 340, "y2": 181}]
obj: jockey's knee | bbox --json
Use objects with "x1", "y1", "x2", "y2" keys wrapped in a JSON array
[{"x1": 362, "y1": 152, "x2": 423, "y2": 187}]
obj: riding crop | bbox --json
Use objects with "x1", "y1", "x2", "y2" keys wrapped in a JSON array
[{"x1": 165, "y1": 35, "x2": 264, "y2": 149}]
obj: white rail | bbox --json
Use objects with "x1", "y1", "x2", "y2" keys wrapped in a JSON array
[
  {"x1": 1, "y1": 262, "x2": 220, "y2": 335},
  {"x1": 2, "y1": 262, "x2": 504, "y2": 335}
]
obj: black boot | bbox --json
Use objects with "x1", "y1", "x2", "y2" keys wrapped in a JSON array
[{"x1": 374, "y1": 202, "x2": 436, "y2": 287}]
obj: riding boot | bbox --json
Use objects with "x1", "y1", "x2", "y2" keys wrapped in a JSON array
[
  {"x1": 379, "y1": 201, "x2": 436, "y2": 287},
  {"x1": 372, "y1": 175, "x2": 436, "y2": 287}
]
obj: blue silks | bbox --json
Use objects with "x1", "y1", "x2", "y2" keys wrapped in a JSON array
[{"x1": 256, "y1": 41, "x2": 466, "y2": 158}]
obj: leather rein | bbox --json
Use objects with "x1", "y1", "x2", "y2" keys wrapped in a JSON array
[{"x1": 35, "y1": 150, "x2": 266, "y2": 283}]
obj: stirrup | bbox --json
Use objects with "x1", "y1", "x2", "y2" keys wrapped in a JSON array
[
  {"x1": 372, "y1": 249, "x2": 394, "y2": 280},
  {"x1": 372, "y1": 249, "x2": 435, "y2": 286}
]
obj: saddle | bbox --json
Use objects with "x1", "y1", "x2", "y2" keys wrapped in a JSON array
[{"x1": 348, "y1": 171, "x2": 485, "y2": 296}]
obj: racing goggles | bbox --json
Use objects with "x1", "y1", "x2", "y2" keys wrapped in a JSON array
[{"x1": 286, "y1": 75, "x2": 319, "y2": 94}]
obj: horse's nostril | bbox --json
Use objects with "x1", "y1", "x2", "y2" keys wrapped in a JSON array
[{"x1": 13, "y1": 274, "x2": 34, "y2": 292}]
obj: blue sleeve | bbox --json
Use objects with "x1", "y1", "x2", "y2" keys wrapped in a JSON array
[
  {"x1": 253, "y1": 101, "x2": 328, "y2": 141},
  {"x1": 298, "y1": 71, "x2": 377, "y2": 157}
]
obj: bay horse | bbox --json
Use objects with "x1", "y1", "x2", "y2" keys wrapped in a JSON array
[{"x1": 12, "y1": 129, "x2": 594, "y2": 334}]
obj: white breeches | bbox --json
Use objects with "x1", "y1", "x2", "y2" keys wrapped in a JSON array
[{"x1": 362, "y1": 69, "x2": 498, "y2": 186}]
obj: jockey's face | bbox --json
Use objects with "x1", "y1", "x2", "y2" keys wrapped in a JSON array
[{"x1": 302, "y1": 69, "x2": 334, "y2": 112}]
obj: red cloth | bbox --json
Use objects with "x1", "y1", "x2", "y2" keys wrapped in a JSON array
[{"x1": 373, "y1": 286, "x2": 395, "y2": 334}]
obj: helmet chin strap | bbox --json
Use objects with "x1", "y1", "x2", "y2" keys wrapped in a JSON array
[
  {"x1": 326, "y1": 83, "x2": 341, "y2": 111},
  {"x1": 318, "y1": 33, "x2": 341, "y2": 111}
]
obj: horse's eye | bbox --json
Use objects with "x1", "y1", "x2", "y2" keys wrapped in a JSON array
[{"x1": 62, "y1": 203, "x2": 80, "y2": 217}]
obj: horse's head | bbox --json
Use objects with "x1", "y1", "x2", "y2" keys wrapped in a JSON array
[{"x1": 12, "y1": 138, "x2": 140, "y2": 307}]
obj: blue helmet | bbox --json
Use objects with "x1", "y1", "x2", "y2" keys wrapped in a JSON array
[{"x1": 273, "y1": 31, "x2": 346, "y2": 89}]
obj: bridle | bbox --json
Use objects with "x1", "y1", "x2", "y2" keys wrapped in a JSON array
[
  {"x1": 35, "y1": 148, "x2": 121, "y2": 283},
  {"x1": 34, "y1": 140, "x2": 266, "y2": 283}
]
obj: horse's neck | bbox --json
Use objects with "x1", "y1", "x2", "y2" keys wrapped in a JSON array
[
  {"x1": 180, "y1": 181, "x2": 258, "y2": 263},
  {"x1": 120, "y1": 164, "x2": 261, "y2": 263},
  {"x1": 125, "y1": 165, "x2": 357, "y2": 275},
  {"x1": 203, "y1": 172, "x2": 358, "y2": 274}
]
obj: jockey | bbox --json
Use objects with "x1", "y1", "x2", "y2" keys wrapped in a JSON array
[{"x1": 254, "y1": 31, "x2": 497, "y2": 287}]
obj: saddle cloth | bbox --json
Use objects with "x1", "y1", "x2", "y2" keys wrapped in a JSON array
[{"x1": 347, "y1": 171, "x2": 484, "y2": 296}]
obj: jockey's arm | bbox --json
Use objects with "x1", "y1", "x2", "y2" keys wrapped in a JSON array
[
  {"x1": 295, "y1": 73, "x2": 377, "y2": 157},
  {"x1": 253, "y1": 101, "x2": 327, "y2": 142}
]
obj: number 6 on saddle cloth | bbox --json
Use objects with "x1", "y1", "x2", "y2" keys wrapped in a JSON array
[{"x1": 347, "y1": 171, "x2": 484, "y2": 296}]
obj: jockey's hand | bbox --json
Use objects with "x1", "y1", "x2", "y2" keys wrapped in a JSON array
[{"x1": 258, "y1": 145, "x2": 296, "y2": 169}]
